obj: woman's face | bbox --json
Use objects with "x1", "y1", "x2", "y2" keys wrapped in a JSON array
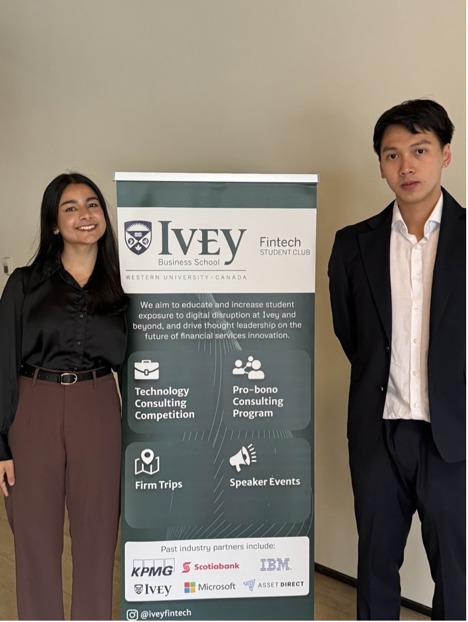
[{"x1": 55, "y1": 183, "x2": 107, "y2": 250}]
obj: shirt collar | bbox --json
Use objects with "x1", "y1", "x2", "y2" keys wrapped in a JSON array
[
  {"x1": 27, "y1": 253, "x2": 61, "y2": 288},
  {"x1": 391, "y1": 194, "x2": 443, "y2": 237}
]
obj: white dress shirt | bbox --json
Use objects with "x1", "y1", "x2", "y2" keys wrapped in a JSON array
[{"x1": 383, "y1": 195, "x2": 443, "y2": 422}]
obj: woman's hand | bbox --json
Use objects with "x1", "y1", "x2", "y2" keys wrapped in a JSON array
[{"x1": 0, "y1": 460, "x2": 15, "y2": 497}]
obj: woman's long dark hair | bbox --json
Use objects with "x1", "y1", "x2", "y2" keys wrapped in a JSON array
[{"x1": 31, "y1": 172, "x2": 127, "y2": 314}]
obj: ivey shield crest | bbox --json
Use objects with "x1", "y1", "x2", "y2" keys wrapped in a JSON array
[{"x1": 125, "y1": 221, "x2": 152, "y2": 255}]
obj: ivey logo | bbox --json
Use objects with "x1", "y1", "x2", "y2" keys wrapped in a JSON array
[
  {"x1": 134, "y1": 584, "x2": 172, "y2": 597},
  {"x1": 260, "y1": 557, "x2": 291, "y2": 572},
  {"x1": 125, "y1": 221, "x2": 152, "y2": 255},
  {"x1": 131, "y1": 558, "x2": 175, "y2": 577},
  {"x1": 125, "y1": 220, "x2": 247, "y2": 265}
]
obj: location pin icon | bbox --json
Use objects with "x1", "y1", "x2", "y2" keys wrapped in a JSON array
[{"x1": 141, "y1": 449, "x2": 154, "y2": 465}]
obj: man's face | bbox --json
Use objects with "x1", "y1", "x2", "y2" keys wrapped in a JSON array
[{"x1": 379, "y1": 124, "x2": 451, "y2": 212}]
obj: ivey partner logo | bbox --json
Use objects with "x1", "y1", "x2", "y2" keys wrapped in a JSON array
[
  {"x1": 133, "y1": 583, "x2": 172, "y2": 597},
  {"x1": 124, "y1": 220, "x2": 246, "y2": 265}
]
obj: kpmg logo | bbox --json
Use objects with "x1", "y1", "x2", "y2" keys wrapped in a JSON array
[
  {"x1": 131, "y1": 558, "x2": 175, "y2": 577},
  {"x1": 125, "y1": 221, "x2": 152, "y2": 255}
]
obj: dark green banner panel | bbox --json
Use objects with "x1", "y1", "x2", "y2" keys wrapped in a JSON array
[{"x1": 116, "y1": 173, "x2": 317, "y2": 621}]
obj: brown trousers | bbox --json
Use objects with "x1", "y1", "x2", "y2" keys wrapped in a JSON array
[{"x1": 5, "y1": 372, "x2": 122, "y2": 620}]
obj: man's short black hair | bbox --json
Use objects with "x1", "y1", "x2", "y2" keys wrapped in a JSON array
[{"x1": 373, "y1": 99, "x2": 454, "y2": 157}]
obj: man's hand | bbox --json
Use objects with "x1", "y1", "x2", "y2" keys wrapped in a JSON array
[{"x1": 0, "y1": 460, "x2": 15, "y2": 497}]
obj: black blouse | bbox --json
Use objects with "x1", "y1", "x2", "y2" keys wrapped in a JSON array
[{"x1": 0, "y1": 258, "x2": 127, "y2": 460}]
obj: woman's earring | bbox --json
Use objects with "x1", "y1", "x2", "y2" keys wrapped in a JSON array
[{"x1": 53, "y1": 227, "x2": 59, "y2": 235}]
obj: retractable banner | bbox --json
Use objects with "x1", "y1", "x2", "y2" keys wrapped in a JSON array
[{"x1": 116, "y1": 173, "x2": 318, "y2": 621}]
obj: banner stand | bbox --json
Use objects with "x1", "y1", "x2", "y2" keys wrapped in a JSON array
[{"x1": 116, "y1": 172, "x2": 318, "y2": 621}]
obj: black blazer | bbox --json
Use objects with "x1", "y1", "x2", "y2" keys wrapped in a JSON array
[{"x1": 328, "y1": 188, "x2": 466, "y2": 463}]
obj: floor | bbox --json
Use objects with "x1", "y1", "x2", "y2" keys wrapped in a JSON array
[
  {"x1": 0, "y1": 504, "x2": 429, "y2": 621},
  {"x1": 314, "y1": 573, "x2": 429, "y2": 621}
]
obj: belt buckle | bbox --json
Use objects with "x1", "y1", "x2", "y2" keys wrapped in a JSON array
[{"x1": 60, "y1": 372, "x2": 78, "y2": 385}]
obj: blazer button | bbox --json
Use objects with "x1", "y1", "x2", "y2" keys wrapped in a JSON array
[
  {"x1": 385, "y1": 345, "x2": 390, "y2": 352},
  {"x1": 379, "y1": 386, "x2": 385, "y2": 392}
]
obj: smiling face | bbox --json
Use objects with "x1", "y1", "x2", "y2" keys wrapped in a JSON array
[
  {"x1": 379, "y1": 124, "x2": 451, "y2": 215},
  {"x1": 55, "y1": 183, "x2": 107, "y2": 250}
]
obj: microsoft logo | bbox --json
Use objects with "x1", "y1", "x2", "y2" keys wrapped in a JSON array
[{"x1": 184, "y1": 582, "x2": 196, "y2": 594}]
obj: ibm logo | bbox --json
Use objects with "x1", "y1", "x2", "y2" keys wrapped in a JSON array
[{"x1": 260, "y1": 557, "x2": 291, "y2": 572}]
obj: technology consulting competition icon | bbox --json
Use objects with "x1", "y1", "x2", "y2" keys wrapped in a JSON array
[
  {"x1": 134, "y1": 359, "x2": 160, "y2": 380},
  {"x1": 125, "y1": 220, "x2": 152, "y2": 255}
]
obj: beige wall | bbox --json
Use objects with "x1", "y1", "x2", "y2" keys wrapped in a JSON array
[{"x1": 1, "y1": 0, "x2": 465, "y2": 608}]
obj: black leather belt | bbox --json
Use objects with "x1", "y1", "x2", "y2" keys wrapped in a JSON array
[{"x1": 19, "y1": 363, "x2": 112, "y2": 385}]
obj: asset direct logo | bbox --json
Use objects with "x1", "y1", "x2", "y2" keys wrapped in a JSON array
[{"x1": 182, "y1": 561, "x2": 240, "y2": 573}]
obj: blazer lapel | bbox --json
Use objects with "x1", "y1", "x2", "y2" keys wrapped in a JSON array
[
  {"x1": 430, "y1": 190, "x2": 466, "y2": 336},
  {"x1": 358, "y1": 205, "x2": 393, "y2": 344}
]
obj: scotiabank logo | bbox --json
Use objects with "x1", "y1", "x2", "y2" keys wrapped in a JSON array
[
  {"x1": 131, "y1": 558, "x2": 175, "y2": 577},
  {"x1": 182, "y1": 561, "x2": 240, "y2": 573}
]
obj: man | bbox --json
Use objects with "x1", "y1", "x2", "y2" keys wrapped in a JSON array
[{"x1": 328, "y1": 99, "x2": 465, "y2": 620}]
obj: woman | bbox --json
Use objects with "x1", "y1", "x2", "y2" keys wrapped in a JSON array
[{"x1": 0, "y1": 173, "x2": 127, "y2": 620}]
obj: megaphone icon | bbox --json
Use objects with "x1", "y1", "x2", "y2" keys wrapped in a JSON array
[{"x1": 229, "y1": 444, "x2": 257, "y2": 472}]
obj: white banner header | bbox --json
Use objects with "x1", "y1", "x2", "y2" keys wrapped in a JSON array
[{"x1": 118, "y1": 207, "x2": 316, "y2": 294}]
